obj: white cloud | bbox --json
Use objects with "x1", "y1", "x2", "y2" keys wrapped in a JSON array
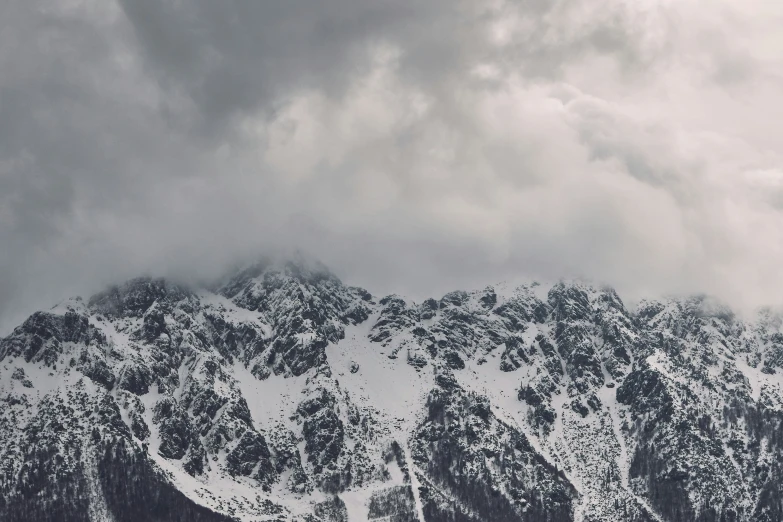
[{"x1": 3, "y1": 0, "x2": 783, "y2": 331}]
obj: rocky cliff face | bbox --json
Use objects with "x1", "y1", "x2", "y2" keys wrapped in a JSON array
[{"x1": 1, "y1": 258, "x2": 782, "y2": 521}]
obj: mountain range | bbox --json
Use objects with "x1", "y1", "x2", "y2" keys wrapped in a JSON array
[{"x1": 1, "y1": 256, "x2": 782, "y2": 522}]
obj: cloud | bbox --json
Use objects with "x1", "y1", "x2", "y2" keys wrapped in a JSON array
[{"x1": 2, "y1": 0, "x2": 783, "y2": 332}]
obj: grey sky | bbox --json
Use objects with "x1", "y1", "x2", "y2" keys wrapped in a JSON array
[{"x1": 3, "y1": 0, "x2": 783, "y2": 332}]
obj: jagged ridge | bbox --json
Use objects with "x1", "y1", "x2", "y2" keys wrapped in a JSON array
[{"x1": 1, "y1": 259, "x2": 782, "y2": 521}]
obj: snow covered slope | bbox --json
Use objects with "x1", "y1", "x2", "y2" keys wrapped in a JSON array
[{"x1": 1, "y1": 259, "x2": 782, "y2": 521}]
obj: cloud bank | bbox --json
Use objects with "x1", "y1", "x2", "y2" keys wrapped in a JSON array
[{"x1": 3, "y1": 0, "x2": 783, "y2": 331}]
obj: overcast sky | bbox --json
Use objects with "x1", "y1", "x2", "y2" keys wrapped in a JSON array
[{"x1": 3, "y1": 0, "x2": 783, "y2": 332}]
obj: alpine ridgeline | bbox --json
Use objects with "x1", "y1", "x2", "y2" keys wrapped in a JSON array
[{"x1": 1, "y1": 257, "x2": 782, "y2": 522}]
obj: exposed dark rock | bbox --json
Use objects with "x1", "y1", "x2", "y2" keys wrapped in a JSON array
[
  {"x1": 77, "y1": 350, "x2": 115, "y2": 389},
  {"x1": 225, "y1": 430, "x2": 275, "y2": 484},
  {"x1": 314, "y1": 495, "x2": 348, "y2": 522},
  {"x1": 297, "y1": 388, "x2": 346, "y2": 491},
  {"x1": 479, "y1": 287, "x2": 498, "y2": 310},
  {"x1": 368, "y1": 485, "x2": 417, "y2": 521},
  {"x1": 499, "y1": 337, "x2": 529, "y2": 372},
  {"x1": 10, "y1": 367, "x2": 34, "y2": 388},
  {"x1": 153, "y1": 398, "x2": 194, "y2": 460},
  {"x1": 412, "y1": 381, "x2": 577, "y2": 522},
  {"x1": 420, "y1": 298, "x2": 439, "y2": 320},
  {"x1": 0, "y1": 310, "x2": 105, "y2": 367},
  {"x1": 371, "y1": 295, "x2": 419, "y2": 344},
  {"x1": 118, "y1": 361, "x2": 154, "y2": 395},
  {"x1": 89, "y1": 278, "x2": 192, "y2": 319}
]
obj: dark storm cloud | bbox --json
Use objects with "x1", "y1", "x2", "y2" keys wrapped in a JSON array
[
  {"x1": 117, "y1": 0, "x2": 449, "y2": 134},
  {"x1": 2, "y1": 0, "x2": 783, "y2": 332},
  {"x1": 116, "y1": 0, "x2": 653, "y2": 135}
]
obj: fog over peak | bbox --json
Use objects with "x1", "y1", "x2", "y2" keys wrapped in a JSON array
[{"x1": 3, "y1": 0, "x2": 783, "y2": 333}]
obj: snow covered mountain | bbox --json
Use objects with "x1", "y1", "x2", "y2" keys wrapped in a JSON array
[{"x1": 1, "y1": 257, "x2": 782, "y2": 522}]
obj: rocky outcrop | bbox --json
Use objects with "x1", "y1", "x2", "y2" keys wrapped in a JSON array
[
  {"x1": 297, "y1": 388, "x2": 347, "y2": 492},
  {"x1": 412, "y1": 372, "x2": 577, "y2": 522}
]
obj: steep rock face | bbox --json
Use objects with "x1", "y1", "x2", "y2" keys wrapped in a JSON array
[
  {"x1": 217, "y1": 259, "x2": 371, "y2": 378},
  {"x1": 367, "y1": 485, "x2": 418, "y2": 521},
  {"x1": 297, "y1": 387, "x2": 346, "y2": 491},
  {"x1": 411, "y1": 372, "x2": 577, "y2": 522},
  {"x1": 615, "y1": 296, "x2": 783, "y2": 522},
  {"x1": 0, "y1": 382, "x2": 232, "y2": 522},
  {"x1": 548, "y1": 282, "x2": 635, "y2": 394},
  {"x1": 0, "y1": 309, "x2": 106, "y2": 366},
  {"x1": 1, "y1": 260, "x2": 783, "y2": 521}
]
